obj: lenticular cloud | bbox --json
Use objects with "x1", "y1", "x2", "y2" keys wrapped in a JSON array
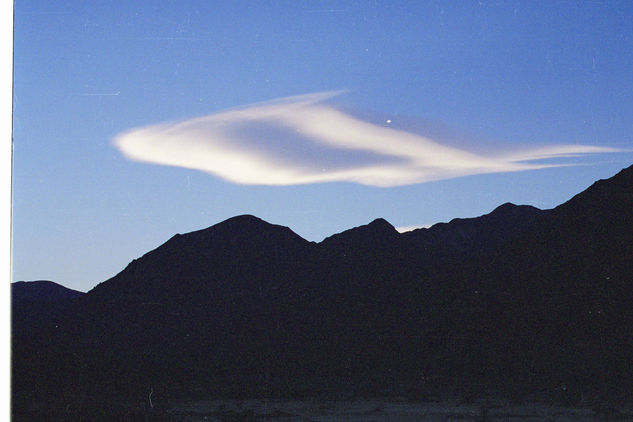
[{"x1": 114, "y1": 91, "x2": 620, "y2": 187}]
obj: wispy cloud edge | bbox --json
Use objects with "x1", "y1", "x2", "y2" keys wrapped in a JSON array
[{"x1": 113, "y1": 91, "x2": 625, "y2": 187}]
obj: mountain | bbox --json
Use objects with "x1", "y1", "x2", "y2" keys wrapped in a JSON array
[
  {"x1": 12, "y1": 280, "x2": 84, "y2": 304},
  {"x1": 321, "y1": 217, "x2": 400, "y2": 250},
  {"x1": 88, "y1": 214, "x2": 313, "y2": 304},
  {"x1": 11, "y1": 280, "x2": 85, "y2": 335},
  {"x1": 403, "y1": 202, "x2": 545, "y2": 256},
  {"x1": 453, "y1": 166, "x2": 633, "y2": 399},
  {"x1": 11, "y1": 165, "x2": 633, "y2": 419}
]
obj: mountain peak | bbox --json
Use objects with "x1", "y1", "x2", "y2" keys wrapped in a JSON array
[
  {"x1": 12, "y1": 280, "x2": 85, "y2": 303},
  {"x1": 492, "y1": 202, "x2": 518, "y2": 212},
  {"x1": 207, "y1": 214, "x2": 268, "y2": 231},
  {"x1": 367, "y1": 217, "x2": 397, "y2": 232},
  {"x1": 320, "y1": 217, "x2": 398, "y2": 248},
  {"x1": 489, "y1": 202, "x2": 541, "y2": 217},
  {"x1": 185, "y1": 214, "x2": 307, "y2": 243},
  {"x1": 223, "y1": 214, "x2": 264, "y2": 224}
]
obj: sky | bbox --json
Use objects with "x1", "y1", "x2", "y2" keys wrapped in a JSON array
[{"x1": 12, "y1": 1, "x2": 633, "y2": 293}]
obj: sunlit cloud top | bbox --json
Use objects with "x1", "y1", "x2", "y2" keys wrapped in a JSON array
[{"x1": 114, "y1": 91, "x2": 622, "y2": 187}]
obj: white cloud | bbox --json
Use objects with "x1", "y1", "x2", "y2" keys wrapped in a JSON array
[{"x1": 114, "y1": 91, "x2": 623, "y2": 187}]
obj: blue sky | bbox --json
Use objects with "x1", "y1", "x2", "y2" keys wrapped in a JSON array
[{"x1": 12, "y1": 1, "x2": 633, "y2": 292}]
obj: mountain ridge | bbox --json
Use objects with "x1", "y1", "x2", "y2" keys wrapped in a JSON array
[
  {"x1": 12, "y1": 280, "x2": 85, "y2": 302},
  {"x1": 11, "y1": 164, "x2": 633, "y2": 418}
]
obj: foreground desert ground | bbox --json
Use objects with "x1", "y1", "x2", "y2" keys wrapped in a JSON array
[{"x1": 168, "y1": 398, "x2": 633, "y2": 421}]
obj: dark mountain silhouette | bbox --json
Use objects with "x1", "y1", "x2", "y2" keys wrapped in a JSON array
[
  {"x1": 12, "y1": 280, "x2": 84, "y2": 304},
  {"x1": 321, "y1": 217, "x2": 399, "y2": 250},
  {"x1": 11, "y1": 165, "x2": 633, "y2": 420},
  {"x1": 404, "y1": 202, "x2": 545, "y2": 256},
  {"x1": 88, "y1": 214, "x2": 313, "y2": 305},
  {"x1": 448, "y1": 165, "x2": 633, "y2": 401},
  {"x1": 11, "y1": 280, "x2": 84, "y2": 336}
]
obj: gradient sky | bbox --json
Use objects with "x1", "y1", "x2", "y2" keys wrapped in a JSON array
[{"x1": 12, "y1": 1, "x2": 633, "y2": 292}]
